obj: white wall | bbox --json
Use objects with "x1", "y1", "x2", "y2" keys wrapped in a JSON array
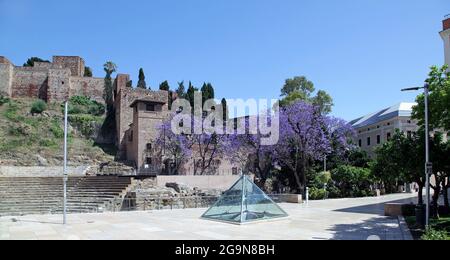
[
  {"x1": 441, "y1": 29, "x2": 450, "y2": 67},
  {"x1": 156, "y1": 175, "x2": 248, "y2": 191},
  {"x1": 0, "y1": 166, "x2": 88, "y2": 177}
]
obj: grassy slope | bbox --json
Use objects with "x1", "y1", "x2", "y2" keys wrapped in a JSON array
[{"x1": 0, "y1": 98, "x2": 114, "y2": 166}]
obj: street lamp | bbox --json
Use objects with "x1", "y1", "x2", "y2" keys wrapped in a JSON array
[
  {"x1": 401, "y1": 83, "x2": 431, "y2": 228},
  {"x1": 63, "y1": 101, "x2": 69, "y2": 225}
]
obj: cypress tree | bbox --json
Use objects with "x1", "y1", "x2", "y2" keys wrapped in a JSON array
[
  {"x1": 221, "y1": 98, "x2": 228, "y2": 122},
  {"x1": 186, "y1": 81, "x2": 198, "y2": 109},
  {"x1": 159, "y1": 80, "x2": 170, "y2": 91},
  {"x1": 137, "y1": 68, "x2": 147, "y2": 89},
  {"x1": 176, "y1": 81, "x2": 186, "y2": 99}
]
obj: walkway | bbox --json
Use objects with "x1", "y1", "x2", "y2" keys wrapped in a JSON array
[{"x1": 0, "y1": 193, "x2": 417, "y2": 240}]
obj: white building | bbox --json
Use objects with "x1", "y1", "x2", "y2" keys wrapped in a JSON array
[
  {"x1": 350, "y1": 103, "x2": 419, "y2": 157},
  {"x1": 441, "y1": 15, "x2": 450, "y2": 67}
]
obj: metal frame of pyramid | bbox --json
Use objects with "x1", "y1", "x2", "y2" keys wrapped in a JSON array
[{"x1": 201, "y1": 175, "x2": 289, "y2": 225}]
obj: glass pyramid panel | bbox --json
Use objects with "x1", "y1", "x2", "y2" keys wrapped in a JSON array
[{"x1": 201, "y1": 175, "x2": 289, "y2": 224}]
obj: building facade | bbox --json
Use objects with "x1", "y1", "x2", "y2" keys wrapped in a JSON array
[
  {"x1": 350, "y1": 103, "x2": 419, "y2": 157},
  {"x1": 441, "y1": 15, "x2": 450, "y2": 67}
]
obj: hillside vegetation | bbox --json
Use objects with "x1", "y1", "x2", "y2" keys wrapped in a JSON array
[{"x1": 0, "y1": 96, "x2": 115, "y2": 166}]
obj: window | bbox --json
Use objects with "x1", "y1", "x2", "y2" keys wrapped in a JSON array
[
  {"x1": 146, "y1": 143, "x2": 152, "y2": 151},
  {"x1": 387, "y1": 132, "x2": 391, "y2": 141},
  {"x1": 61, "y1": 81, "x2": 65, "y2": 85},
  {"x1": 358, "y1": 139, "x2": 362, "y2": 147},
  {"x1": 387, "y1": 122, "x2": 391, "y2": 126},
  {"x1": 377, "y1": 135, "x2": 381, "y2": 144},
  {"x1": 377, "y1": 125, "x2": 380, "y2": 129},
  {"x1": 232, "y1": 168, "x2": 239, "y2": 175},
  {"x1": 368, "y1": 128, "x2": 370, "y2": 131},
  {"x1": 367, "y1": 137, "x2": 371, "y2": 146},
  {"x1": 146, "y1": 104, "x2": 156, "y2": 111},
  {"x1": 146, "y1": 157, "x2": 152, "y2": 165}
]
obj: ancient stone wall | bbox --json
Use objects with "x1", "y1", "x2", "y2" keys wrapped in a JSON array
[
  {"x1": 69, "y1": 77, "x2": 105, "y2": 103},
  {"x1": 47, "y1": 68, "x2": 71, "y2": 102},
  {"x1": 52, "y1": 56, "x2": 85, "y2": 77},
  {"x1": 135, "y1": 102, "x2": 167, "y2": 168},
  {"x1": 11, "y1": 67, "x2": 48, "y2": 99},
  {"x1": 0, "y1": 63, "x2": 13, "y2": 96},
  {"x1": 0, "y1": 56, "x2": 11, "y2": 64}
]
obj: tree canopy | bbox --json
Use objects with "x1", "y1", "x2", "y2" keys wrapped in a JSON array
[
  {"x1": 103, "y1": 61, "x2": 117, "y2": 112},
  {"x1": 159, "y1": 81, "x2": 170, "y2": 91},
  {"x1": 84, "y1": 66, "x2": 93, "y2": 77},
  {"x1": 412, "y1": 65, "x2": 450, "y2": 131},
  {"x1": 279, "y1": 76, "x2": 334, "y2": 114},
  {"x1": 23, "y1": 57, "x2": 50, "y2": 67}
]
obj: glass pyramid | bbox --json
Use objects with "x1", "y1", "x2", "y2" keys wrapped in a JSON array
[{"x1": 201, "y1": 175, "x2": 289, "y2": 224}]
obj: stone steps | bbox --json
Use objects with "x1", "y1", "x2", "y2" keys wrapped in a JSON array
[{"x1": 0, "y1": 176, "x2": 132, "y2": 217}]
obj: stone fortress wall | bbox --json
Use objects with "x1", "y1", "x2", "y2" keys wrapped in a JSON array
[{"x1": 0, "y1": 55, "x2": 105, "y2": 103}]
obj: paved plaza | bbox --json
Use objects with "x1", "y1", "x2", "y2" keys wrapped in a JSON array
[{"x1": 0, "y1": 193, "x2": 417, "y2": 240}]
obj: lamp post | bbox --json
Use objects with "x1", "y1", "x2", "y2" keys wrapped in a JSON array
[
  {"x1": 401, "y1": 83, "x2": 431, "y2": 228},
  {"x1": 63, "y1": 101, "x2": 69, "y2": 225}
]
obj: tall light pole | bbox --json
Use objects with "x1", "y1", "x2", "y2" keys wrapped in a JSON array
[
  {"x1": 63, "y1": 101, "x2": 69, "y2": 225},
  {"x1": 401, "y1": 83, "x2": 431, "y2": 228}
]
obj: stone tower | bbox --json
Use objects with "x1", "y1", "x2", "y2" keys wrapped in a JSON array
[{"x1": 441, "y1": 15, "x2": 450, "y2": 67}]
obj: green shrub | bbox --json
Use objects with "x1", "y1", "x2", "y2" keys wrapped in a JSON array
[
  {"x1": 311, "y1": 171, "x2": 332, "y2": 188},
  {"x1": 4, "y1": 101, "x2": 20, "y2": 122},
  {"x1": 50, "y1": 119, "x2": 64, "y2": 139},
  {"x1": 309, "y1": 187, "x2": 326, "y2": 200},
  {"x1": 30, "y1": 99, "x2": 47, "y2": 114},
  {"x1": 66, "y1": 96, "x2": 105, "y2": 116},
  {"x1": 8, "y1": 124, "x2": 32, "y2": 136},
  {"x1": 69, "y1": 114, "x2": 99, "y2": 137},
  {"x1": 87, "y1": 103, "x2": 105, "y2": 116},
  {"x1": 326, "y1": 182, "x2": 342, "y2": 198},
  {"x1": 331, "y1": 165, "x2": 373, "y2": 198},
  {"x1": 68, "y1": 105, "x2": 83, "y2": 114},
  {"x1": 421, "y1": 228, "x2": 450, "y2": 240},
  {"x1": 39, "y1": 139, "x2": 58, "y2": 148},
  {"x1": 0, "y1": 95, "x2": 10, "y2": 106}
]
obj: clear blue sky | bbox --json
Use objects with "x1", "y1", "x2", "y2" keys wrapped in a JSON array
[{"x1": 0, "y1": 0, "x2": 448, "y2": 120}]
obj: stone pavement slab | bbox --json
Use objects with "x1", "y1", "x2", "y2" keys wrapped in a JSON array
[{"x1": 0, "y1": 193, "x2": 417, "y2": 240}]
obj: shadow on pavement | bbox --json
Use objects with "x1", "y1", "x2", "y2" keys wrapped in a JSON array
[
  {"x1": 328, "y1": 216, "x2": 403, "y2": 240},
  {"x1": 333, "y1": 196, "x2": 419, "y2": 215}
]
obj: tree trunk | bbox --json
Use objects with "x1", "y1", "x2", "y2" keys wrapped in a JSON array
[
  {"x1": 417, "y1": 182, "x2": 424, "y2": 205},
  {"x1": 444, "y1": 184, "x2": 449, "y2": 209},
  {"x1": 431, "y1": 185, "x2": 441, "y2": 218},
  {"x1": 440, "y1": 178, "x2": 449, "y2": 210},
  {"x1": 293, "y1": 170, "x2": 303, "y2": 195}
]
